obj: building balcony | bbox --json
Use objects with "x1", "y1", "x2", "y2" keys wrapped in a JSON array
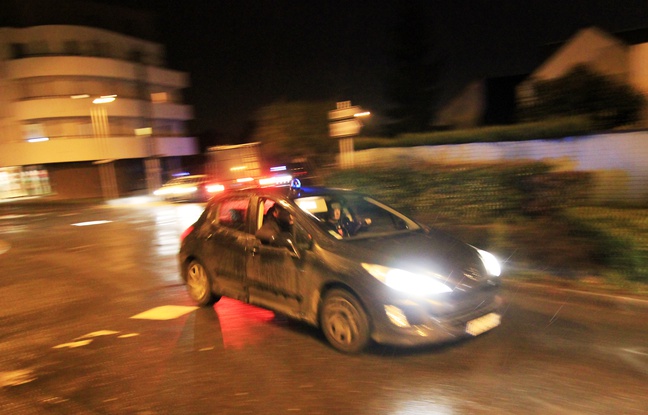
[
  {"x1": 0, "y1": 135, "x2": 199, "y2": 166},
  {"x1": 13, "y1": 97, "x2": 193, "y2": 122},
  {"x1": 5, "y1": 56, "x2": 189, "y2": 88}
]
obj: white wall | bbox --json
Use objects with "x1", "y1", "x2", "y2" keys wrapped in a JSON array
[{"x1": 352, "y1": 131, "x2": 648, "y2": 204}]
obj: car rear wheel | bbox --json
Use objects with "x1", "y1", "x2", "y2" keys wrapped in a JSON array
[
  {"x1": 186, "y1": 260, "x2": 220, "y2": 306},
  {"x1": 320, "y1": 289, "x2": 370, "y2": 353}
]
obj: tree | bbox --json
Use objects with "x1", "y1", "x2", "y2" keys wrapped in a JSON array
[
  {"x1": 382, "y1": 1, "x2": 442, "y2": 136},
  {"x1": 523, "y1": 65, "x2": 646, "y2": 130},
  {"x1": 251, "y1": 100, "x2": 337, "y2": 166}
]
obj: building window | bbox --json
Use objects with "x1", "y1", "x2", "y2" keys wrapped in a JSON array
[
  {"x1": 10, "y1": 43, "x2": 26, "y2": 59},
  {"x1": 151, "y1": 92, "x2": 168, "y2": 103},
  {"x1": 0, "y1": 166, "x2": 52, "y2": 199},
  {"x1": 90, "y1": 40, "x2": 111, "y2": 57},
  {"x1": 64, "y1": 40, "x2": 81, "y2": 56},
  {"x1": 129, "y1": 49, "x2": 144, "y2": 63},
  {"x1": 22, "y1": 124, "x2": 48, "y2": 142},
  {"x1": 29, "y1": 41, "x2": 50, "y2": 56}
]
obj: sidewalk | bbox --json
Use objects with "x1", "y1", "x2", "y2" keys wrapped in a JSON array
[
  {"x1": 505, "y1": 279, "x2": 648, "y2": 311},
  {"x1": 0, "y1": 194, "x2": 160, "y2": 207}
]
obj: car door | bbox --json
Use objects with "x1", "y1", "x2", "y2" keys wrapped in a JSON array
[
  {"x1": 198, "y1": 196, "x2": 253, "y2": 300},
  {"x1": 245, "y1": 197, "x2": 305, "y2": 317}
]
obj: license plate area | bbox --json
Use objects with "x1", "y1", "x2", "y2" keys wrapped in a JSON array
[{"x1": 466, "y1": 312, "x2": 501, "y2": 336}]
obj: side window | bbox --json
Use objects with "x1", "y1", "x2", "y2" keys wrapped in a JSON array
[
  {"x1": 218, "y1": 197, "x2": 249, "y2": 231},
  {"x1": 257, "y1": 198, "x2": 277, "y2": 232}
]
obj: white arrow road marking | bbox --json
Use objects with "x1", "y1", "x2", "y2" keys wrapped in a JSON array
[
  {"x1": 51, "y1": 306, "x2": 196, "y2": 349},
  {"x1": 54, "y1": 330, "x2": 139, "y2": 349}
]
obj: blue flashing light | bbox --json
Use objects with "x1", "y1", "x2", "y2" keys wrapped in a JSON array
[
  {"x1": 290, "y1": 178, "x2": 302, "y2": 189},
  {"x1": 172, "y1": 172, "x2": 191, "y2": 177},
  {"x1": 270, "y1": 165, "x2": 287, "y2": 172}
]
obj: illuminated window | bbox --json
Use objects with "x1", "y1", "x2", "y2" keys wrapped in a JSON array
[{"x1": 151, "y1": 92, "x2": 168, "y2": 103}]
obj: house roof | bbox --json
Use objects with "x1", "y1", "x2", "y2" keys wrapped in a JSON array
[{"x1": 613, "y1": 27, "x2": 648, "y2": 45}]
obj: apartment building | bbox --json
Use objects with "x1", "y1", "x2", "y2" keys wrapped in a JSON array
[{"x1": 0, "y1": 1, "x2": 197, "y2": 200}]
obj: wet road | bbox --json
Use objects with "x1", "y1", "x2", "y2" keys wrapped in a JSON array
[{"x1": 1, "y1": 199, "x2": 647, "y2": 414}]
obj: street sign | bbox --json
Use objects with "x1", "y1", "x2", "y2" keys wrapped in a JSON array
[
  {"x1": 328, "y1": 106, "x2": 362, "y2": 121},
  {"x1": 329, "y1": 119, "x2": 362, "y2": 138}
]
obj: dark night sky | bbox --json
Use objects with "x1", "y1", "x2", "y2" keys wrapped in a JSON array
[{"x1": 115, "y1": 0, "x2": 648, "y2": 138}]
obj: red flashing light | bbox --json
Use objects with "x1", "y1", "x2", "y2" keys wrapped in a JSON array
[{"x1": 180, "y1": 225, "x2": 194, "y2": 242}]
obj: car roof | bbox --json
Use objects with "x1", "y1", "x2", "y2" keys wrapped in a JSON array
[{"x1": 210, "y1": 185, "x2": 357, "y2": 202}]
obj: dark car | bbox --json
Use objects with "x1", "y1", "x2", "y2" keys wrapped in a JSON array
[{"x1": 178, "y1": 182, "x2": 503, "y2": 353}]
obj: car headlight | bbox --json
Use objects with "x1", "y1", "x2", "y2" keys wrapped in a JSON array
[
  {"x1": 477, "y1": 249, "x2": 501, "y2": 277},
  {"x1": 362, "y1": 263, "x2": 452, "y2": 295}
]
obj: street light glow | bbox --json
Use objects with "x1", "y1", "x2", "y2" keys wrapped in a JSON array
[
  {"x1": 93, "y1": 95, "x2": 117, "y2": 104},
  {"x1": 27, "y1": 137, "x2": 50, "y2": 143}
]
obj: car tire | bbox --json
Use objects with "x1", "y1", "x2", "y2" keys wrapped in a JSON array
[
  {"x1": 186, "y1": 259, "x2": 220, "y2": 306},
  {"x1": 320, "y1": 289, "x2": 371, "y2": 353}
]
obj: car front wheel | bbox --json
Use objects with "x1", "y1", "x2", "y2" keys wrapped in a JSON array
[
  {"x1": 186, "y1": 260, "x2": 220, "y2": 306},
  {"x1": 320, "y1": 289, "x2": 370, "y2": 353}
]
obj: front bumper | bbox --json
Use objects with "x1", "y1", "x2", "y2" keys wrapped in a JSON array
[{"x1": 369, "y1": 287, "x2": 504, "y2": 347}]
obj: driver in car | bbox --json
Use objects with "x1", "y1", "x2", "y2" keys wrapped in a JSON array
[{"x1": 326, "y1": 202, "x2": 371, "y2": 237}]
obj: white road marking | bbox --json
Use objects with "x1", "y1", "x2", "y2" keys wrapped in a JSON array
[
  {"x1": 0, "y1": 369, "x2": 37, "y2": 387},
  {"x1": 75, "y1": 330, "x2": 119, "y2": 340},
  {"x1": 623, "y1": 347, "x2": 648, "y2": 356},
  {"x1": 130, "y1": 305, "x2": 198, "y2": 320},
  {"x1": 71, "y1": 220, "x2": 112, "y2": 227},
  {"x1": 50, "y1": 306, "x2": 195, "y2": 350},
  {"x1": 53, "y1": 339, "x2": 93, "y2": 349}
]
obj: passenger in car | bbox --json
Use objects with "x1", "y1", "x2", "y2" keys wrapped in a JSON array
[{"x1": 255, "y1": 204, "x2": 293, "y2": 244}]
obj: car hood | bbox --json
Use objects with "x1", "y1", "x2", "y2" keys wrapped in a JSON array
[{"x1": 332, "y1": 229, "x2": 487, "y2": 287}]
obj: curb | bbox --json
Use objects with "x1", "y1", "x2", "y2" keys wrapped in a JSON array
[{"x1": 505, "y1": 280, "x2": 648, "y2": 310}]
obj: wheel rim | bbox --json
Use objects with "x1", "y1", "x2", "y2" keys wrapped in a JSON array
[
  {"x1": 187, "y1": 262, "x2": 208, "y2": 301},
  {"x1": 324, "y1": 297, "x2": 362, "y2": 347}
]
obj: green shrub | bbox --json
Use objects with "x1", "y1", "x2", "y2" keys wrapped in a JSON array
[
  {"x1": 323, "y1": 161, "x2": 591, "y2": 225},
  {"x1": 355, "y1": 116, "x2": 593, "y2": 150},
  {"x1": 567, "y1": 208, "x2": 648, "y2": 283}
]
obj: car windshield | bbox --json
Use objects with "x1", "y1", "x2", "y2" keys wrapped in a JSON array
[
  {"x1": 294, "y1": 193, "x2": 420, "y2": 239},
  {"x1": 165, "y1": 176, "x2": 204, "y2": 186}
]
